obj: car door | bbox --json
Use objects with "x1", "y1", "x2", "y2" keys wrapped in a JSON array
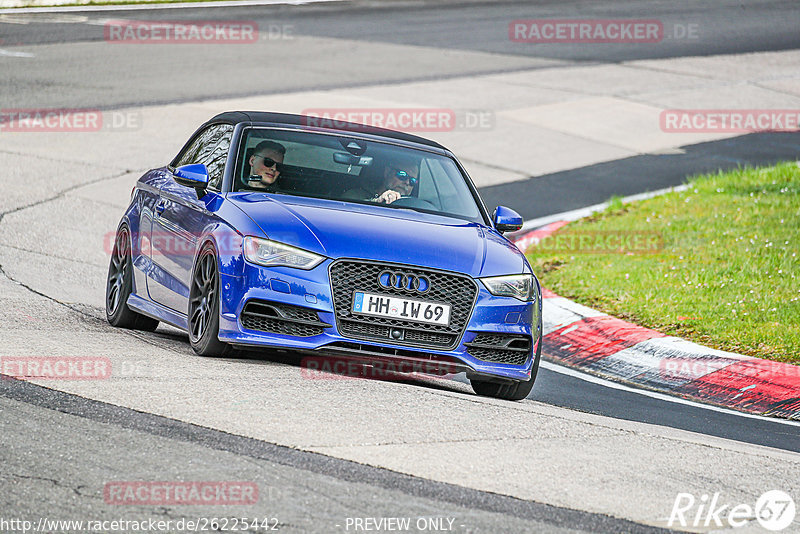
[
  {"x1": 129, "y1": 170, "x2": 165, "y2": 301},
  {"x1": 147, "y1": 124, "x2": 233, "y2": 313}
]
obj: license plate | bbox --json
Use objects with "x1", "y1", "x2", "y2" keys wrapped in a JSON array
[{"x1": 352, "y1": 292, "x2": 450, "y2": 326}]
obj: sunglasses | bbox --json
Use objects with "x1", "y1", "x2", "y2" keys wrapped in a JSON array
[
  {"x1": 256, "y1": 155, "x2": 283, "y2": 171},
  {"x1": 391, "y1": 169, "x2": 418, "y2": 186}
]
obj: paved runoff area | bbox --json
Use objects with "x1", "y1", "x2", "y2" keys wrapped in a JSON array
[{"x1": 1, "y1": 25, "x2": 800, "y2": 532}]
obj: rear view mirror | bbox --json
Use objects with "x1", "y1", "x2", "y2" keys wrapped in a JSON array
[{"x1": 333, "y1": 152, "x2": 373, "y2": 167}]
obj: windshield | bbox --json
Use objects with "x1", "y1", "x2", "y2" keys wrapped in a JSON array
[{"x1": 233, "y1": 128, "x2": 486, "y2": 224}]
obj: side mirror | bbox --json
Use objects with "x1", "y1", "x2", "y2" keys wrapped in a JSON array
[
  {"x1": 174, "y1": 164, "x2": 209, "y2": 198},
  {"x1": 493, "y1": 206, "x2": 523, "y2": 233}
]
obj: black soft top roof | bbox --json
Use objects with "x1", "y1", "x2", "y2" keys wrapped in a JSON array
[{"x1": 206, "y1": 111, "x2": 448, "y2": 151}]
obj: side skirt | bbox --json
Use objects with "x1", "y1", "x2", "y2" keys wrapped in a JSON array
[{"x1": 127, "y1": 294, "x2": 188, "y2": 332}]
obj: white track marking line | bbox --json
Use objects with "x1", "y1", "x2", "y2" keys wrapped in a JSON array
[
  {"x1": 541, "y1": 360, "x2": 800, "y2": 427},
  {"x1": 0, "y1": 12, "x2": 87, "y2": 21},
  {"x1": 0, "y1": 0, "x2": 344, "y2": 14},
  {"x1": 518, "y1": 184, "x2": 691, "y2": 233},
  {"x1": 0, "y1": 48, "x2": 35, "y2": 56}
]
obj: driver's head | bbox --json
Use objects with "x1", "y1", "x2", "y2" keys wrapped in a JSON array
[
  {"x1": 248, "y1": 140, "x2": 286, "y2": 188},
  {"x1": 383, "y1": 155, "x2": 419, "y2": 196}
]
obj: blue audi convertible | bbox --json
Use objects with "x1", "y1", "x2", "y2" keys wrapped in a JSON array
[{"x1": 106, "y1": 111, "x2": 542, "y2": 400}]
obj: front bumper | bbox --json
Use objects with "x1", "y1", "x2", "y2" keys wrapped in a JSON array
[{"x1": 217, "y1": 259, "x2": 541, "y2": 382}]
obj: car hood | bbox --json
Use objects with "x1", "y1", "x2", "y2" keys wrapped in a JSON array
[{"x1": 228, "y1": 194, "x2": 526, "y2": 277}]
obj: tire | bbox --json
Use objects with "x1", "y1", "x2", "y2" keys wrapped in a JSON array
[
  {"x1": 470, "y1": 328, "x2": 542, "y2": 401},
  {"x1": 106, "y1": 225, "x2": 159, "y2": 331},
  {"x1": 188, "y1": 243, "x2": 232, "y2": 357}
]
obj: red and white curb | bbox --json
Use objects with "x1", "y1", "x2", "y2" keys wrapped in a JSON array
[{"x1": 511, "y1": 221, "x2": 800, "y2": 421}]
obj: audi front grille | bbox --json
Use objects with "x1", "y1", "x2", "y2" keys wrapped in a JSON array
[{"x1": 329, "y1": 260, "x2": 478, "y2": 350}]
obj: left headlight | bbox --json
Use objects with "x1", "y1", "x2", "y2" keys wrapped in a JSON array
[
  {"x1": 480, "y1": 274, "x2": 537, "y2": 301},
  {"x1": 243, "y1": 236, "x2": 325, "y2": 270}
]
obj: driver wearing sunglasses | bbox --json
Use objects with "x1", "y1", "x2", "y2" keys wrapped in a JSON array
[
  {"x1": 372, "y1": 158, "x2": 419, "y2": 204},
  {"x1": 245, "y1": 140, "x2": 286, "y2": 191}
]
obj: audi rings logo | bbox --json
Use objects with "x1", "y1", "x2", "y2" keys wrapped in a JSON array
[{"x1": 378, "y1": 271, "x2": 430, "y2": 293}]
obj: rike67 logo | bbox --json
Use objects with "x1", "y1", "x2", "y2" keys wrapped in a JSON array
[{"x1": 668, "y1": 490, "x2": 796, "y2": 531}]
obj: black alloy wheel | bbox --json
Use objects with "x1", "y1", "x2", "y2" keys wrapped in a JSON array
[
  {"x1": 105, "y1": 225, "x2": 159, "y2": 331},
  {"x1": 188, "y1": 243, "x2": 231, "y2": 357}
]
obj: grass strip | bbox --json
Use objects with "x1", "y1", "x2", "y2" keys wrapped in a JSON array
[{"x1": 527, "y1": 162, "x2": 800, "y2": 364}]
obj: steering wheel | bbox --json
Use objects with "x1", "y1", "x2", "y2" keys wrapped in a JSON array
[{"x1": 391, "y1": 196, "x2": 436, "y2": 210}]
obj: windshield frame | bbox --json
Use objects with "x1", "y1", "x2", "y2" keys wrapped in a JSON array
[{"x1": 226, "y1": 125, "x2": 492, "y2": 226}]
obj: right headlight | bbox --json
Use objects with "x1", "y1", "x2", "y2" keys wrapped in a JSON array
[
  {"x1": 243, "y1": 237, "x2": 325, "y2": 270},
  {"x1": 480, "y1": 274, "x2": 537, "y2": 301}
]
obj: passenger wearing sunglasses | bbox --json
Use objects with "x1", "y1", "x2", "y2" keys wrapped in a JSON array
[
  {"x1": 245, "y1": 140, "x2": 286, "y2": 191},
  {"x1": 344, "y1": 157, "x2": 419, "y2": 204}
]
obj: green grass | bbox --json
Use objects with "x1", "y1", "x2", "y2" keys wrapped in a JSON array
[{"x1": 527, "y1": 162, "x2": 800, "y2": 364}]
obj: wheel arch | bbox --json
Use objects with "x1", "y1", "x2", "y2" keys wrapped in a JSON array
[{"x1": 195, "y1": 221, "x2": 246, "y2": 278}]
